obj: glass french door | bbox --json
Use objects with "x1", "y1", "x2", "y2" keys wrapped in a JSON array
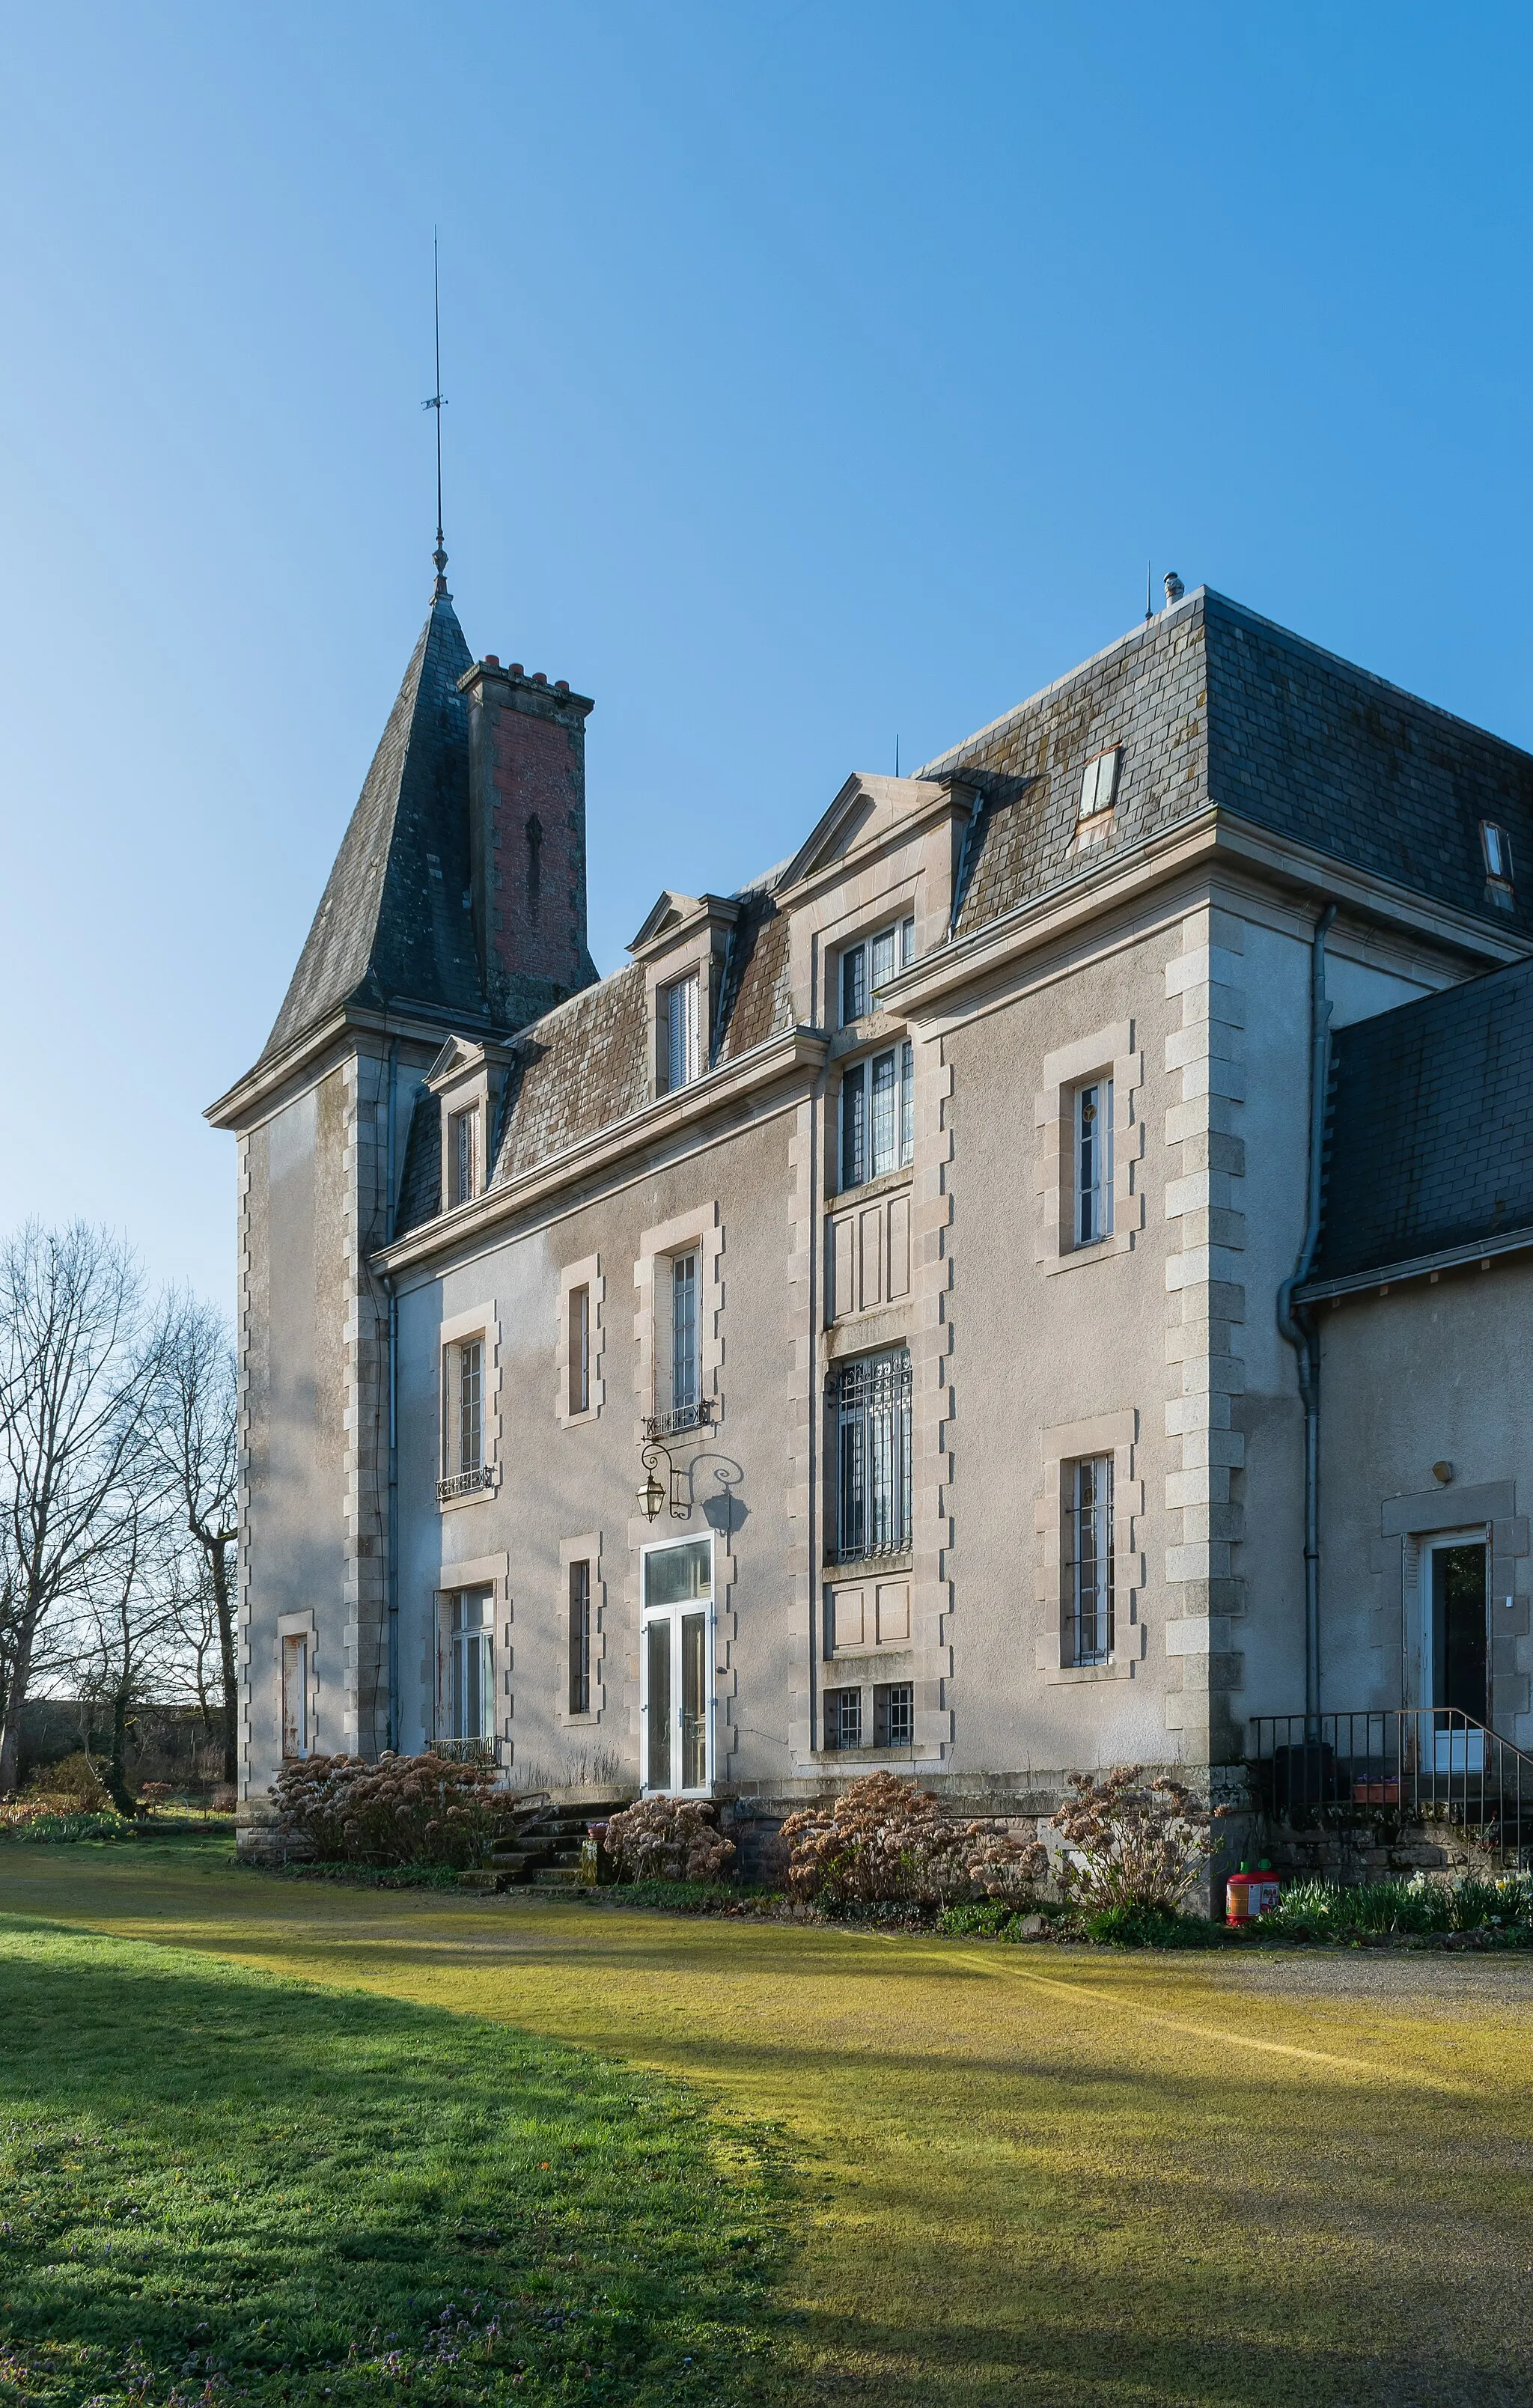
[
  {"x1": 641, "y1": 1534, "x2": 713, "y2": 1793},
  {"x1": 1424, "y1": 1534, "x2": 1489, "y2": 1770}
]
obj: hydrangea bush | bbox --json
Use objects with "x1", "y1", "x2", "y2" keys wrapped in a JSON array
[
  {"x1": 602, "y1": 1796, "x2": 737, "y2": 1883},
  {"x1": 781, "y1": 1771, "x2": 1047, "y2": 1908},
  {"x1": 272, "y1": 1752, "x2": 516, "y2": 1868},
  {"x1": 1049, "y1": 1765, "x2": 1217, "y2": 1915}
]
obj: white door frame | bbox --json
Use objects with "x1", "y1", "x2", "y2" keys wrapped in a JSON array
[
  {"x1": 1420, "y1": 1527, "x2": 1490, "y2": 1767},
  {"x1": 639, "y1": 1531, "x2": 715, "y2": 1796}
]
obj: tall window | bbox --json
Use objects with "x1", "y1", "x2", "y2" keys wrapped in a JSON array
[
  {"x1": 841, "y1": 1040, "x2": 914, "y2": 1189},
  {"x1": 568, "y1": 1560, "x2": 591, "y2": 1716},
  {"x1": 567, "y1": 1283, "x2": 590, "y2": 1415},
  {"x1": 1063, "y1": 1456, "x2": 1114, "y2": 1667},
  {"x1": 448, "y1": 1588, "x2": 493, "y2": 1740},
  {"x1": 1074, "y1": 1079, "x2": 1113, "y2": 1246},
  {"x1": 837, "y1": 1348, "x2": 912, "y2": 1562},
  {"x1": 671, "y1": 1252, "x2": 698, "y2": 1413},
  {"x1": 662, "y1": 972, "x2": 701, "y2": 1092},
  {"x1": 841, "y1": 916, "x2": 915, "y2": 1025},
  {"x1": 448, "y1": 1107, "x2": 478, "y2": 1206},
  {"x1": 281, "y1": 1633, "x2": 308, "y2": 1759},
  {"x1": 439, "y1": 1336, "x2": 484, "y2": 1495}
]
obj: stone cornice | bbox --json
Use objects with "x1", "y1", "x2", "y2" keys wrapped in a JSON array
[
  {"x1": 206, "y1": 999, "x2": 502, "y2": 1133},
  {"x1": 880, "y1": 806, "x2": 1527, "y2": 1025}
]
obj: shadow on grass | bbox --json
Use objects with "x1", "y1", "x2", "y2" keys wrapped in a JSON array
[{"x1": 0, "y1": 1925, "x2": 794, "y2": 2407}]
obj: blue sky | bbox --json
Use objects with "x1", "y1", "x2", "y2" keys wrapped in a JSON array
[{"x1": 2, "y1": 3, "x2": 1532, "y2": 1313}]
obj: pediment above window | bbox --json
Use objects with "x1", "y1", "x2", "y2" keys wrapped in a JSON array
[
  {"x1": 778, "y1": 772, "x2": 975, "y2": 897},
  {"x1": 627, "y1": 890, "x2": 740, "y2": 963}
]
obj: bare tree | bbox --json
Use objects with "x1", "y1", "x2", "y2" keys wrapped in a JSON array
[
  {"x1": 146, "y1": 1295, "x2": 239, "y2": 1787},
  {"x1": 0, "y1": 1223, "x2": 160, "y2": 1795},
  {"x1": 76, "y1": 1491, "x2": 183, "y2": 1813}
]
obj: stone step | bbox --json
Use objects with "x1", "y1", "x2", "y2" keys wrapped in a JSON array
[{"x1": 533, "y1": 1865, "x2": 580, "y2": 1888}]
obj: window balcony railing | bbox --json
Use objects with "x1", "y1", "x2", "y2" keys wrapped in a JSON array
[
  {"x1": 645, "y1": 1398, "x2": 714, "y2": 1441},
  {"x1": 437, "y1": 1464, "x2": 496, "y2": 1504},
  {"x1": 433, "y1": 1734, "x2": 502, "y2": 1767}
]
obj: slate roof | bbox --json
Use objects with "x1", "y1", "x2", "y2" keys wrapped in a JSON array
[
  {"x1": 1311, "y1": 955, "x2": 1533, "y2": 1283},
  {"x1": 262, "y1": 594, "x2": 487, "y2": 1060},
  {"x1": 392, "y1": 883, "x2": 795, "y2": 1235},
  {"x1": 932, "y1": 590, "x2": 1533, "y2": 945}
]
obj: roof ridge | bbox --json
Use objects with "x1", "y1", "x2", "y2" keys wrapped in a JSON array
[{"x1": 918, "y1": 592, "x2": 1205, "y2": 776}]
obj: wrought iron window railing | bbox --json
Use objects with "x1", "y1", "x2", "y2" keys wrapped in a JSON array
[
  {"x1": 1249, "y1": 1708, "x2": 1533, "y2": 1867},
  {"x1": 645, "y1": 1398, "x2": 714, "y2": 1441},
  {"x1": 836, "y1": 1349, "x2": 912, "y2": 1564},
  {"x1": 433, "y1": 1734, "x2": 502, "y2": 1767},
  {"x1": 436, "y1": 1465, "x2": 496, "y2": 1504}
]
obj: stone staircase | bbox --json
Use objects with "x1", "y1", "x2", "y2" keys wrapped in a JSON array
[{"x1": 460, "y1": 1796, "x2": 633, "y2": 1894}]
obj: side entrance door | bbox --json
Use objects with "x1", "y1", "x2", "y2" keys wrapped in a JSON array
[
  {"x1": 1424, "y1": 1533, "x2": 1489, "y2": 1768},
  {"x1": 640, "y1": 1534, "x2": 713, "y2": 1794}
]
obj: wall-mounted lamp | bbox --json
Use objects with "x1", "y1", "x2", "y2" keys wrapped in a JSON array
[{"x1": 636, "y1": 1438, "x2": 688, "y2": 1523}]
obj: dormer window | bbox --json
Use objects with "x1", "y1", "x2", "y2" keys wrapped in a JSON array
[
  {"x1": 660, "y1": 971, "x2": 701, "y2": 1093},
  {"x1": 1079, "y1": 746, "x2": 1121, "y2": 824},
  {"x1": 448, "y1": 1106, "x2": 479, "y2": 1206},
  {"x1": 841, "y1": 917, "x2": 915, "y2": 1026},
  {"x1": 1481, "y1": 820, "x2": 1514, "y2": 904}
]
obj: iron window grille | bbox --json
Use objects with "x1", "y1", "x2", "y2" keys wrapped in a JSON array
[
  {"x1": 1074, "y1": 1079, "x2": 1113, "y2": 1246},
  {"x1": 823, "y1": 1686, "x2": 863, "y2": 1749},
  {"x1": 841, "y1": 1040, "x2": 915, "y2": 1189},
  {"x1": 1062, "y1": 1454, "x2": 1114, "y2": 1668},
  {"x1": 837, "y1": 1349, "x2": 912, "y2": 1563},
  {"x1": 873, "y1": 1682, "x2": 915, "y2": 1749},
  {"x1": 568, "y1": 1560, "x2": 591, "y2": 1716}
]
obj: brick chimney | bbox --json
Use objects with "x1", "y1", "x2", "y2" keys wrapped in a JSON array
[{"x1": 459, "y1": 657, "x2": 597, "y2": 1027}]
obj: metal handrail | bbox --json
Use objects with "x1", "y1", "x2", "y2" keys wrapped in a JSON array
[
  {"x1": 432, "y1": 1734, "x2": 502, "y2": 1767},
  {"x1": 1249, "y1": 1707, "x2": 1533, "y2": 1867}
]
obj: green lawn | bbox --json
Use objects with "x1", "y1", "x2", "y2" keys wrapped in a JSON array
[{"x1": 3, "y1": 1840, "x2": 1533, "y2": 2407}]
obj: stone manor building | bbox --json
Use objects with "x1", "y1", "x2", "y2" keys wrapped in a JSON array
[{"x1": 210, "y1": 565, "x2": 1533, "y2": 1838}]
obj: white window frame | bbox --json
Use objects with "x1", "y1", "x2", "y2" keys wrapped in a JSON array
[
  {"x1": 443, "y1": 1586, "x2": 495, "y2": 1743},
  {"x1": 1073, "y1": 1077, "x2": 1114, "y2": 1247},
  {"x1": 639, "y1": 1531, "x2": 715, "y2": 1795},
  {"x1": 840, "y1": 1039, "x2": 914, "y2": 1191},
  {"x1": 437, "y1": 1303, "x2": 500, "y2": 1508},
  {"x1": 660, "y1": 970, "x2": 701, "y2": 1092},
  {"x1": 840, "y1": 916, "x2": 916, "y2": 1027}
]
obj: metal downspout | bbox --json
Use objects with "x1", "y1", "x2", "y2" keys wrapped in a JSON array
[
  {"x1": 1276, "y1": 903, "x2": 1336, "y2": 1734},
  {"x1": 383, "y1": 1040, "x2": 400, "y2": 1754}
]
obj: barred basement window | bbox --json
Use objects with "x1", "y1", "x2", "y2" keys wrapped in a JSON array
[
  {"x1": 841, "y1": 1040, "x2": 914, "y2": 1189},
  {"x1": 1062, "y1": 1454, "x2": 1114, "y2": 1667},
  {"x1": 873, "y1": 1681, "x2": 914, "y2": 1748},
  {"x1": 837, "y1": 1348, "x2": 912, "y2": 1563},
  {"x1": 567, "y1": 1560, "x2": 591, "y2": 1716},
  {"x1": 823, "y1": 1686, "x2": 862, "y2": 1750}
]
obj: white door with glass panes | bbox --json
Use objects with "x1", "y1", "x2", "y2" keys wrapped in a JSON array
[
  {"x1": 640, "y1": 1534, "x2": 713, "y2": 1793},
  {"x1": 443, "y1": 1586, "x2": 494, "y2": 1746}
]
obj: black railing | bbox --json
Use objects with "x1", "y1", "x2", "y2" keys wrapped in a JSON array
[
  {"x1": 1249, "y1": 1709, "x2": 1533, "y2": 1867},
  {"x1": 645, "y1": 1399, "x2": 714, "y2": 1440},
  {"x1": 437, "y1": 1465, "x2": 496, "y2": 1503}
]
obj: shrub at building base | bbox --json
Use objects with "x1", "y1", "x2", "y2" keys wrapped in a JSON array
[
  {"x1": 272, "y1": 1752, "x2": 516, "y2": 1869},
  {"x1": 1049, "y1": 1766, "x2": 1217, "y2": 1918},
  {"x1": 602, "y1": 1796, "x2": 737, "y2": 1883},
  {"x1": 781, "y1": 1772, "x2": 1047, "y2": 1909}
]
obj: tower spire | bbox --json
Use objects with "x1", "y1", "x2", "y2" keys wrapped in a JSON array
[{"x1": 424, "y1": 229, "x2": 448, "y2": 598}]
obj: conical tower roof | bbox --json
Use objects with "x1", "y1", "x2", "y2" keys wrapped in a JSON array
[{"x1": 261, "y1": 591, "x2": 487, "y2": 1061}]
